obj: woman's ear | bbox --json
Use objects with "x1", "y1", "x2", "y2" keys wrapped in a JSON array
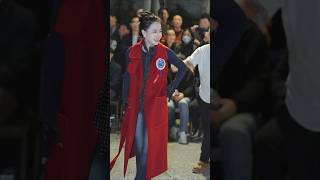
[{"x1": 141, "y1": 30, "x2": 146, "y2": 38}]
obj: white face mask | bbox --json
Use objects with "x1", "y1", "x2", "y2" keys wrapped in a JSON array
[{"x1": 182, "y1": 35, "x2": 191, "y2": 44}]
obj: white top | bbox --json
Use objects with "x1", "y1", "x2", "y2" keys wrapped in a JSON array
[
  {"x1": 132, "y1": 34, "x2": 138, "y2": 45},
  {"x1": 281, "y1": 0, "x2": 320, "y2": 131},
  {"x1": 186, "y1": 44, "x2": 210, "y2": 103}
]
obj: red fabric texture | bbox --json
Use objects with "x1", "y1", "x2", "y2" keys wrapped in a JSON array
[{"x1": 44, "y1": 0, "x2": 106, "y2": 179}]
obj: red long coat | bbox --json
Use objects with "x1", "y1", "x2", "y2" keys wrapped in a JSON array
[
  {"x1": 44, "y1": 0, "x2": 106, "y2": 179},
  {"x1": 110, "y1": 41, "x2": 169, "y2": 179}
]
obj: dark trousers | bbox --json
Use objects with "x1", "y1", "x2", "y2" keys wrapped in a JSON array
[
  {"x1": 198, "y1": 96, "x2": 211, "y2": 163},
  {"x1": 89, "y1": 147, "x2": 108, "y2": 180},
  {"x1": 253, "y1": 118, "x2": 287, "y2": 180},
  {"x1": 279, "y1": 106, "x2": 320, "y2": 180},
  {"x1": 189, "y1": 97, "x2": 201, "y2": 134}
]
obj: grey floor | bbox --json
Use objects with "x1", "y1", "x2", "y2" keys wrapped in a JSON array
[{"x1": 110, "y1": 133, "x2": 210, "y2": 180}]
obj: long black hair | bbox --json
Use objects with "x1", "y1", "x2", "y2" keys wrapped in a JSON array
[{"x1": 157, "y1": 7, "x2": 169, "y2": 20}]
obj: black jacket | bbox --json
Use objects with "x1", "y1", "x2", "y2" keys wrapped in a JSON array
[
  {"x1": 212, "y1": 0, "x2": 248, "y2": 83},
  {"x1": 169, "y1": 69, "x2": 195, "y2": 98},
  {"x1": 115, "y1": 32, "x2": 141, "y2": 72},
  {"x1": 214, "y1": 21, "x2": 270, "y2": 114},
  {"x1": 110, "y1": 58, "x2": 122, "y2": 93}
]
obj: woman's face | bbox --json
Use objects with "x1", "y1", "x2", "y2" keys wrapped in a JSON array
[
  {"x1": 199, "y1": 18, "x2": 210, "y2": 30},
  {"x1": 119, "y1": 24, "x2": 129, "y2": 37},
  {"x1": 172, "y1": 15, "x2": 182, "y2": 28},
  {"x1": 162, "y1": 9, "x2": 169, "y2": 21},
  {"x1": 142, "y1": 22, "x2": 162, "y2": 47},
  {"x1": 166, "y1": 29, "x2": 176, "y2": 44},
  {"x1": 130, "y1": 17, "x2": 140, "y2": 32},
  {"x1": 182, "y1": 30, "x2": 192, "y2": 44},
  {"x1": 110, "y1": 16, "x2": 117, "y2": 28},
  {"x1": 183, "y1": 30, "x2": 192, "y2": 37}
]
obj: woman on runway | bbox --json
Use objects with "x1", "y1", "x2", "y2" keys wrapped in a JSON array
[{"x1": 110, "y1": 11, "x2": 187, "y2": 180}]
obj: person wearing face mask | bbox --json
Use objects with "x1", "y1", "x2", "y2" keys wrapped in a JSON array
[
  {"x1": 182, "y1": 34, "x2": 191, "y2": 44},
  {"x1": 110, "y1": 11, "x2": 187, "y2": 180},
  {"x1": 180, "y1": 29, "x2": 196, "y2": 59}
]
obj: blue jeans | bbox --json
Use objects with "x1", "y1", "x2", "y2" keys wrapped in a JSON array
[
  {"x1": 218, "y1": 113, "x2": 257, "y2": 180},
  {"x1": 168, "y1": 97, "x2": 191, "y2": 132},
  {"x1": 89, "y1": 147, "x2": 108, "y2": 180},
  {"x1": 135, "y1": 112, "x2": 148, "y2": 180}
]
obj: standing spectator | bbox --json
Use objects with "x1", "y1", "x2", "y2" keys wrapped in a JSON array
[
  {"x1": 189, "y1": 67, "x2": 202, "y2": 138},
  {"x1": 116, "y1": 16, "x2": 141, "y2": 72},
  {"x1": 110, "y1": 15, "x2": 119, "y2": 41},
  {"x1": 213, "y1": 21, "x2": 269, "y2": 180},
  {"x1": 191, "y1": 13, "x2": 211, "y2": 47},
  {"x1": 158, "y1": 7, "x2": 170, "y2": 35},
  {"x1": 184, "y1": 44, "x2": 211, "y2": 174},
  {"x1": 118, "y1": 23, "x2": 130, "y2": 41},
  {"x1": 120, "y1": 16, "x2": 141, "y2": 49},
  {"x1": 279, "y1": 1, "x2": 320, "y2": 179}
]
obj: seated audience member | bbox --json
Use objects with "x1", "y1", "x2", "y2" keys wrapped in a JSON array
[
  {"x1": 213, "y1": 20, "x2": 270, "y2": 180},
  {"x1": 109, "y1": 41, "x2": 122, "y2": 101},
  {"x1": 168, "y1": 64, "x2": 195, "y2": 144},
  {"x1": 179, "y1": 28, "x2": 196, "y2": 59},
  {"x1": 164, "y1": 29, "x2": 181, "y2": 54},
  {"x1": 253, "y1": 10, "x2": 289, "y2": 180}
]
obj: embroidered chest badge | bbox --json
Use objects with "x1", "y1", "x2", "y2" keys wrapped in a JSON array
[{"x1": 156, "y1": 58, "x2": 166, "y2": 70}]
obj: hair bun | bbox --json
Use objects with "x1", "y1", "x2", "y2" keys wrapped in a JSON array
[
  {"x1": 138, "y1": 11, "x2": 161, "y2": 31},
  {"x1": 139, "y1": 11, "x2": 153, "y2": 21},
  {"x1": 139, "y1": 11, "x2": 152, "y2": 17}
]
